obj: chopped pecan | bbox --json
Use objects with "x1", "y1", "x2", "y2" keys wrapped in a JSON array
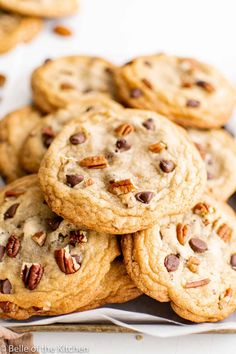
[
  {"x1": 179, "y1": 58, "x2": 199, "y2": 73},
  {"x1": 54, "y1": 246, "x2": 81, "y2": 274},
  {"x1": 108, "y1": 179, "x2": 135, "y2": 196},
  {"x1": 53, "y1": 25, "x2": 73, "y2": 36},
  {"x1": 32, "y1": 231, "x2": 47, "y2": 247},
  {"x1": 192, "y1": 202, "x2": 213, "y2": 217},
  {"x1": 115, "y1": 123, "x2": 134, "y2": 137},
  {"x1": 0, "y1": 302, "x2": 16, "y2": 313},
  {"x1": 196, "y1": 80, "x2": 215, "y2": 93},
  {"x1": 69, "y1": 230, "x2": 87, "y2": 246},
  {"x1": 176, "y1": 223, "x2": 189, "y2": 245},
  {"x1": 0, "y1": 246, "x2": 5, "y2": 262},
  {"x1": 21, "y1": 263, "x2": 44, "y2": 290},
  {"x1": 149, "y1": 141, "x2": 167, "y2": 153},
  {"x1": 142, "y1": 78, "x2": 153, "y2": 89},
  {"x1": 79, "y1": 155, "x2": 108, "y2": 169},
  {"x1": 184, "y1": 278, "x2": 210, "y2": 289},
  {"x1": 5, "y1": 189, "x2": 25, "y2": 198},
  {"x1": 219, "y1": 288, "x2": 232, "y2": 310},
  {"x1": 84, "y1": 178, "x2": 94, "y2": 187},
  {"x1": 217, "y1": 224, "x2": 232, "y2": 242},
  {"x1": 0, "y1": 74, "x2": 6, "y2": 87},
  {"x1": 6, "y1": 235, "x2": 21, "y2": 257},
  {"x1": 187, "y1": 256, "x2": 200, "y2": 273}
]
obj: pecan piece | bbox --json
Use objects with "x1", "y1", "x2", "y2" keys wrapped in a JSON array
[
  {"x1": 219, "y1": 288, "x2": 232, "y2": 310},
  {"x1": 5, "y1": 189, "x2": 25, "y2": 198},
  {"x1": 115, "y1": 123, "x2": 134, "y2": 137},
  {"x1": 192, "y1": 202, "x2": 213, "y2": 217},
  {"x1": 108, "y1": 179, "x2": 135, "y2": 196},
  {"x1": 196, "y1": 80, "x2": 215, "y2": 93},
  {"x1": 6, "y1": 235, "x2": 20, "y2": 257},
  {"x1": 149, "y1": 141, "x2": 167, "y2": 153},
  {"x1": 4, "y1": 203, "x2": 20, "y2": 220},
  {"x1": 176, "y1": 223, "x2": 189, "y2": 245},
  {"x1": 53, "y1": 25, "x2": 73, "y2": 36},
  {"x1": 69, "y1": 230, "x2": 87, "y2": 246},
  {"x1": 0, "y1": 302, "x2": 16, "y2": 313},
  {"x1": 142, "y1": 78, "x2": 153, "y2": 89},
  {"x1": 32, "y1": 231, "x2": 47, "y2": 247},
  {"x1": 54, "y1": 246, "x2": 81, "y2": 274},
  {"x1": 0, "y1": 74, "x2": 6, "y2": 87},
  {"x1": 79, "y1": 155, "x2": 108, "y2": 169},
  {"x1": 217, "y1": 224, "x2": 232, "y2": 242},
  {"x1": 84, "y1": 178, "x2": 94, "y2": 187},
  {"x1": 187, "y1": 257, "x2": 200, "y2": 273},
  {"x1": 21, "y1": 263, "x2": 44, "y2": 290},
  {"x1": 184, "y1": 278, "x2": 210, "y2": 289}
]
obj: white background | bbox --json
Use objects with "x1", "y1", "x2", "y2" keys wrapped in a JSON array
[{"x1": 1, "y1": 0, "x2": 236, "y2": 352}]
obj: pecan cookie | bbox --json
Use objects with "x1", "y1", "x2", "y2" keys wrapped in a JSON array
[
  {"x1": 0, "y1": 11, "x2": 42, "y2": 54},
  {"x1": 0, "y1": 0, "x2": 78, "y2": 18},
  {"x1": 122, "y1": 196, "x2": 236, "y2": 322},
  {"x1": 0, "y1": 175, "x2": 120, "y2": 320},
  {"x1": 39, "y1": 108, "x2": 206, "y2": 234},
  {"x1": 20, "y1": 94, "x2": 123, "y2": 174},
  {"x1": 115, "y1": 54, "x2": 236, "y2": 128},
  {"x1": 0, "y1": 106, "x2": 43, "y2": 183},
  {"x1": 32, "y1": 56, "x2": 118, "y2": 112},
  {"x1": 188, "y1": 128, "x2": 236, "y2": 201}
]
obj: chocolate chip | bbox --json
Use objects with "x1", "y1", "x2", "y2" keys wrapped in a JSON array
[
  {"x1": 143, "y1": 60, "x2": 152, "y2": 67},
  {"x1": 186, "y1": 99, "x2": 200, "y2": 108},
  {"x1": 44, "y1": 58, "x2": 52, "y2": 64},
  {"x1": 164, "y1": 255, "x2": 180, "y2": 272},
  {"x1": 142, "y1": 118, "x2": 155, "y2": 131},
  {"x1": 116, "y1": 139, "x2": 131, "y2": 152},
  {"x1": 6, "y1": 235, "x2": 21, "y2": 257},
  {"x1": 160, "y1": 160, "x2": 176, "y2": 173},
  {"x1": 189, "y1": 238, "x2": 208, "y2": 253},
  {"x1": 130, "y1": 88, "x2": 143, "y2": 98},
  {"x1": 46, "y1": 216, "x2": 63, "y2": 231},
  {"x1": 135, "y1": 192, "x2": 154, "y2": 204},
  {"x1": 69, "y1": 132, "x2": 86, "y2": 145},
  {"x1": 0, "y1": 246, "x2": 5, "y2": 262},
  {"x1": 85, "y1": 106, "x2": 94, "y2": 112},
  {"x1": 142, "y1": 78, "x2": 153, "y2": 89},
  {"x1": 230, "y1": 254, "x2": 236, "y2": 270},
  {"x1": 207, "y1": 172, "x2": 214, "y2": 180},
  {"x1": 66, "y1": 174, "x2": 84, "y2": 187},
  {"x1": 4, "y1": 203, "x2": 20, "y2": 220},
  {"x1": 42, "y1": 127, "x2": 55, "y2": 148},
  {"x1": 0, "y1": 279, "x2": 12, "y2": 294},
  {"x1": 69, "y1": 230, "x2": 87, "y2": 246}
]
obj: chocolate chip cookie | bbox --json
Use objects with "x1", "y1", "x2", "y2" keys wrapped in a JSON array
[
  {"x1": 32, "y1": 56, "x2": 118, "y2": 112},
  {"x1": 115, "y1": 54, "x2": 236, "y2": 128},
  {"x1": 20, "y1": 94, "x2": 123, "y2": 174},
  {"x1": 0, "y1": 11, "x2": 42, "y2": 54},
  {"x1": 0, "y1": 0, "x2": 78, "y2": 18},
  {"x1": 39, "y1": 108, "x2": 207, "y2": 234},
  {"x1": 0, "y1": 175, "x2": 120, "y2": 320},
  {"x1": 0, "y1": 106, "x2": 43, "y2": 183},
  {"x1": 188, "y1": 128, "x2": 236, "y2": 201},
  {"x1": 122, "y1": 195, "x2": 236, "y2": 322}
]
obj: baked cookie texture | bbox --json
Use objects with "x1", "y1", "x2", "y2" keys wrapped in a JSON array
[
  {"x1": 0, "y1": 175, "x2": 120, "y2": 320},
  {"x1": 20, "y1": 94, "x2": 123, "y2": 174},
  {"x1": 188, "y1": 128, "x2": 236, "y2": 201},
  {"x1": 31, "y1": 56, "x2": 118, "y2": 112},
  {"x1": 0, "y1": 106, "x2": 43, "y2": 183},
  {"x1": 115, "y1": 54, "x2": 236, "y2": 129},
  {"x1": 0, "y1": 0, "x2": 78, "y2": 18},
  {"x1": 39, "y1": 108, "x2": 207, "y2": 234},
  {"x1": 122, "y1": 195, "x2": 236, "y2": 322},
  {"x1": 0, "y1": 11, "x2": 42, "y2": 54}
]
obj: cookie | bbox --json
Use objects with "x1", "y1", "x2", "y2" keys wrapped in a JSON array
[
  {"x1": 0, "y1": 0, "x2": 78, "y2": 18},
  {"x1": 20, "y1": 94, "x2": 123, "y2": 174},
  {"x1": 115, "y1": 54, "x2": 236, "y2": 128},
  {"x1": 188, "y1": 128, "x2": 236, "y2": 201},
  {"x1": 39, "y1": 108, "x2": 206, "y2": 234},
  {"x1": 0, "y1": 106, "x2": 43, "y2": 183},
  {"x1": 32, "y1": 56, "x2": 118, "y2": 112},
  {"x1": 0, "y1": 11, "x2": 42, "y2": 54},
  {"x1": 122, "y1": 195, "x2": 236, "y2": 322},
  {"x1": 0, "y1": 175, "x2": 120, "y2": 320}
]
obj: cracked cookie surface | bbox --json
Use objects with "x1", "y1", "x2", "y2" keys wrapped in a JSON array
[
  {"x1": 121, "y1": 195, "x2": 236, "y2": 322},
  {"x1": 39, "y1": 108, "x2": 206, "y2": 234},
  {"x1": 32, "y1": 56, "x2": 118, "y2": 112},
  {"x1": 115, "y1": 54, "x2": 236, "y2": 128},
  {"x1": 0, "y1": 175, "x2": 120, "y2": 320}
]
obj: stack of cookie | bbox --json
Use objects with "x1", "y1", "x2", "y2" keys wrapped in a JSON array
[
  {"x1": 1, "y1": 54, "x2": 236, "y2": 323},
  {"x1": 0, "y1": 0, "x2": 79, "y2": 54}
]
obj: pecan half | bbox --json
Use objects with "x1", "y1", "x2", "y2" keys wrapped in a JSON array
[
  {"x1": 32, "y1": 231, "x2": 47, "y2": 247},
  {"x1": 176, "y1": 223, "x2": 189, "y2": 245},
  {"x1": 54, "y1": 246, "x2": 81, "y2": 274},
  {"x1": 108, "y1": 179, "x2": 135, "y2": 196},
  {"x1": 6, "y1": 235, "x2": 20, "y2": 257},
  {"x1": 184, "y1": 278, "x2": 210, "y2": 289},
  {"x1": 187, "y1": 256, "x2": 200, "y2": 273},
  {"x1": 21, "y1": 263, "x2": 44, "y2": 290},
  {"x1": 217, "y1": 224, "x2": 232, "y2": 242},
  {"x1": 79, "y1": 155, "x2": 108, "y2": 169},
  {"x1": 69, "y1": 230, "x2": 87, "y2": 246},
  {"x1": 115, "y1": 123, "x2": 134, "y2": 137},
  {"x1": 149, "y1": 141, "x2": 167, "y2": 153}
]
